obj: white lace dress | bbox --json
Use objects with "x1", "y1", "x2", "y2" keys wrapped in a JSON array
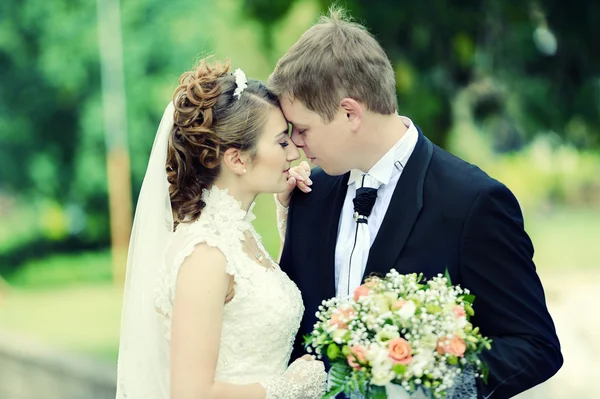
[{"x1": 154, "y1": 186, "x2": 305, "y2": 385}]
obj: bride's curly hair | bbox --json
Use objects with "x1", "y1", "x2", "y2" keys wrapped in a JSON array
[{"x1": 167, "y1": 57, "x2": 279, "y2": 225}]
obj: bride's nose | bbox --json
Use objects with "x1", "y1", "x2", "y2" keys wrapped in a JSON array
[{"x1": 286, "y1": 141, "x2": 300, "y2": 162}]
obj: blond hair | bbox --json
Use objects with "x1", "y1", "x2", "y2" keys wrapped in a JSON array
[{"x1": 268, "y1": 6, "x2": 397, "y2": 122}]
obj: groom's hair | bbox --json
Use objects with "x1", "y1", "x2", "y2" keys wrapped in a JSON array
[{"x1": 268, "y1": 6, "x2": 397, "y2": 122}]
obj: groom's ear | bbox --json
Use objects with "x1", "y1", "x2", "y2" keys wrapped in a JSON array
[
  {"x1": 339, "y1": 98, "x2": 363, "y2": 132},
  {"x1": 222, "y1": 147, "x2": 248, "y2": 176}
]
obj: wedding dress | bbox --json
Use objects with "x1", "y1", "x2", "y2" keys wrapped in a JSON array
[{"x1": 155, "y1": 185, "x2": 307, "y2": 384}]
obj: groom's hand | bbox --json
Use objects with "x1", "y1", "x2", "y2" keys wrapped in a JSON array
[{"x1": 277, "y1": 160, "x2": 312, "y2": 207}]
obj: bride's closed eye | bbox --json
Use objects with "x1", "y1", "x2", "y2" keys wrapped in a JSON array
[{"x1": 279, "y1": 138, "x2": 290, "y2": 148}]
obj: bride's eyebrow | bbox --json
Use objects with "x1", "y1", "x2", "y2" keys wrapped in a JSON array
[{"x1": 275, "y1": 129, "x2": 288, "y2": 138}]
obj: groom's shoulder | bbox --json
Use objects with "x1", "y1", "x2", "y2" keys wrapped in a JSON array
[{"x1": 428, "y1": 144, "x2": 504, "y2": 197}]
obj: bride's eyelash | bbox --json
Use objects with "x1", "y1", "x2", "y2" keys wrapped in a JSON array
[{"x1": 279, "y1": 140, "x2": 289, "y2": 148}]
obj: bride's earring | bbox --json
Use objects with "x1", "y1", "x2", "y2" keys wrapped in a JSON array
[{"x1": 242, "y1": 168, "x2": 247, "y2": 174}]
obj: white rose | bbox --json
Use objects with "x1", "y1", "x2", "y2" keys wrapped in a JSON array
[
  {"x1": 369, "y1": 345, "x2": 395, "y2": 386},
  {"x1": 376, "y1": 328, "x2": 400, "y2": 343},
  {"x1": 331, "y1": 328, "x2": 347, "y2": 343},
  {"x1": 371, "y1": 371, "x2": 395, "y2": 386},
  {"x1": 410, "y1": 351, "x2": 434, "y2": 378},
  {"x1": 398, "y1": 300, "x2": 416, "y2": 320}
]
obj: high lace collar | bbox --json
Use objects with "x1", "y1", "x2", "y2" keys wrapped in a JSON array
[{"x1": 201, "y1": 185, "x2": 256, "y2": 226}]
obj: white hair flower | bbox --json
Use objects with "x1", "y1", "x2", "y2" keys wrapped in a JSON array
[{"x1": 233, "y1": 68, "x2": 247, "y2": 99}]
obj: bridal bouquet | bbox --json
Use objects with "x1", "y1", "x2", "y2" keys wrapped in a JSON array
[{"x1": 305, "y1": 270, "x2": 492, "y2": 399}]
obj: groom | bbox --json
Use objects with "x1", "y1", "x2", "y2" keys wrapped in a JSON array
[{"x1": 271, "y1": 8, "x2": 562, "y2": 399}]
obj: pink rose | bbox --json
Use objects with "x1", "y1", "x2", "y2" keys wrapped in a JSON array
[
  {"x1": 353, "y1": 284, "x2": 371, "y2": 302},
  {"x1": 391, "y1": 299, "x2": 407, "y2": 311},
  {"x1": 347, "y1": 345, "x2": 367, "y2": 370},
  {"x1": 453, "y1": 305, "x2": 467, "y2": 318},
  {"x1": 436, "y1": 336, "x2": 467, "y2": 357},
  {"x1": 387, "y1": 337, "x2": 413, "y2": 365},
  {"x1": 330, "y1": 308, "x2": 354, "y2": 329}
]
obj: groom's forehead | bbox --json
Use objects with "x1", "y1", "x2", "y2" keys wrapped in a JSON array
[{"x1": 281, "y1": 98, "x2": 318, "y2": 125}]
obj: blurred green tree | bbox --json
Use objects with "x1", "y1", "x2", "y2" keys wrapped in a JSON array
[
  {"x1": 0, "y1": 0, "x2": 315, "y2": 275},
  {"x1": 243, "y1": 0, "x2": 600, "y2": 149}
]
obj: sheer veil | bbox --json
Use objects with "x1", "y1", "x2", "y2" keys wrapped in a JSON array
[{"x1": 115, "y1": 102, "x2": 175, "y2": 398}]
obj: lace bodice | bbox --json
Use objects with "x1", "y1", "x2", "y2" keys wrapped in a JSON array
[{"x1": 154, "y1": 186, "x2": 304, "y2": 385}]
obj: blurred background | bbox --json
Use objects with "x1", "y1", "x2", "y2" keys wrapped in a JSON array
[{"x1": 0, "y1": 0, "x2": 598, "y2": 398}]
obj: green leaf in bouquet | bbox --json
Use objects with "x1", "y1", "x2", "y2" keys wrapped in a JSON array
[
  {"x1": 447, "y1": 355, "x2": 459, "y2": 365},
  {"x1": 349, "y1": 371, "x2": 369, "y2": 397},
  {"x1": 342, "y1": 345, "x2": 351, "y2": 356},
  {"x1": 303, "y1": 334, "x2": 313, "y2": 348},
  {"x1": 393, "y1": 363, "x2": 407, "y2": 375},
  {"x1": 329, "y1": 361, "x2": 352, "y2": 386},
  {"x1": 464, "y1": 303, "x2": 475, "y2": 317},
  {"x1": 461, "y1": 294, "x2": 476, "y2": 305},
  {"x1": 408, "y1": 380, "x2": 417, "y2": 393},
  {"x1": 481, "y1": 362, "x2": 490, "y2": 384},
  {"x1": 327, "y1": 343, "x2": 341, "y2": 360},
  {"x1": 425, "y1": 304, "x2": 442, "y2": 314},
  {"x1": 368, "y1": 385, "x2": 387, "y2": 399},
  {"x1": 322, "y1": 384, "x2": 345, "y2": 399},
  {"x1": 444, "y1": 268, "x2": 453, "y2": 286}
]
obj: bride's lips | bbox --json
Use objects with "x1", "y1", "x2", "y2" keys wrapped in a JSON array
[{"x1": 283, "y1": 168, "x2": 290, "y2": 176}]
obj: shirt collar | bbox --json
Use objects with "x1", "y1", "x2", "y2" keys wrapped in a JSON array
[{"x1": 348, "y1": 116, "x2": 418, "y2": 186}]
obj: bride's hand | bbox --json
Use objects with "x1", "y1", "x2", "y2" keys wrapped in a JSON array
[
  {"x1": 260, "y1": 354, "x2": 326, "y2": 399},
  {"x1": 277, "y1": 161, "x2": 312, "y2": 208},
  {"x1": 283, "y1": 355, "x2": 327, "y2": 398}
]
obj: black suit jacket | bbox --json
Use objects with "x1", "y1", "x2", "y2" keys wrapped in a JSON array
[{"x1": 280, "y1": 129, "x2": 562, "y2": 399}]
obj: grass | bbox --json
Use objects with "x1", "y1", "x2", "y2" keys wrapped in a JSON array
[
  {"x1": 0, "y1": 284, "x2": 122, "y2": 362},
  {"x1": 0, "y1": 205, "x2": 597, "y2": 362},
  {"x1": 7, "y1": 250, "x2": 113, "y2": 288}
]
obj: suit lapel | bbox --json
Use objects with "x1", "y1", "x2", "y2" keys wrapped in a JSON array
[
  {"x1": 318, "y1": 172, "x2": 349, "y2": 299},
  {"x1": 364, "y1": 129, "x2": 433, "y2": 277}
]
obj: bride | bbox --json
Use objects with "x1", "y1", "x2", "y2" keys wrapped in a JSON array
[{"x1": 115, "y1": 57, "x2": 326, "y2": 399}]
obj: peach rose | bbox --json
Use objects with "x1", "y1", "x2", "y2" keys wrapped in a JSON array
[
  {"x1": 452, "y1": 305, "x2": 467, "y2": 318},
  {"x1": 347, "y1": 345, "x2": 367, "y2": 370},
  {"x1": 436, "y1": 336, "x2": 467, "y2": 357},
  {"x1": 330, "y1": 308, "x2": 355, "y2": 329},
  {"x1": 387, "y1": 337, "x2": 413, "y2": 365},
  {"x1": 353, "y1": 284, "x2": 371, "y2": 302},
  {"x1": 391, "y1": 299, "x2": 407, "y2": 311}
]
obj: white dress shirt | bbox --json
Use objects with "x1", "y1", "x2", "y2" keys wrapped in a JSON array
[{"x1": 334, "y1": 116, "x2": 419, "y2": 297}]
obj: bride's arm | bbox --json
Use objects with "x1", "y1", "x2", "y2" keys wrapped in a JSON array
[
  {"x1": 276, "y1": 161, "x2": 312, "y2": 261},
  {"x1": 274, "y1": 195, "x2": 289, "y2": 261},
  {"x1": 170, "y1": 243, "x2": 327, "y2": 399},
  {"x1": 170, "y1": 244, "x2": 265, "y2": 399}
]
